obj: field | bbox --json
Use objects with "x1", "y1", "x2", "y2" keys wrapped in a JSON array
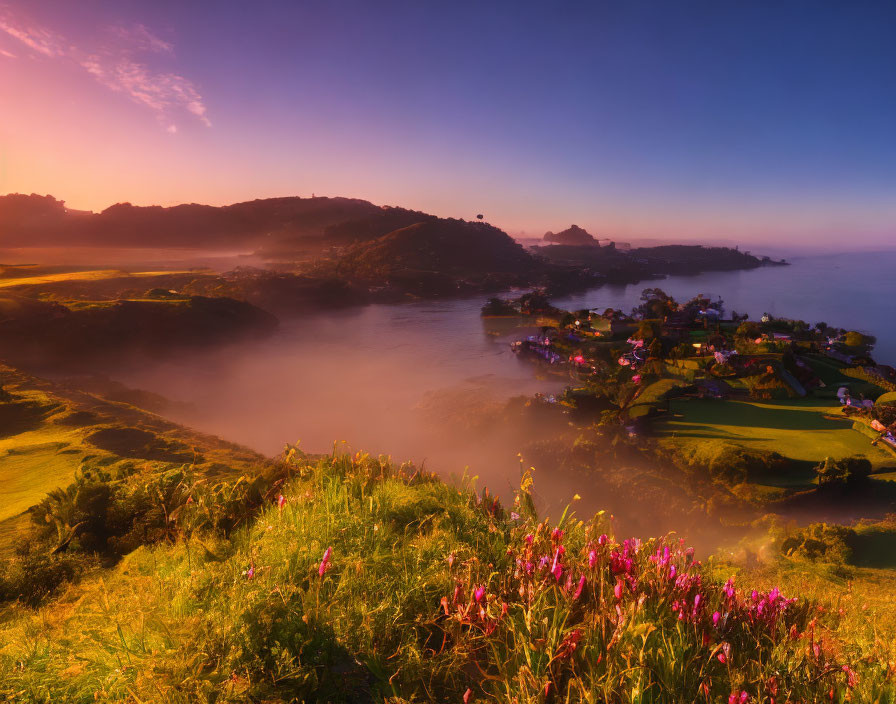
[
  {"x1": 657, "y1": 397, "x2": 895, "y2": 481},
  {"x1": 0, "y1": 267, "x2": 191, "y2": 289}
]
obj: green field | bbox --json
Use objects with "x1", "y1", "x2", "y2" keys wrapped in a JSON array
[
  {"x1": 0, "y1": 268, "x2": 190, "y2": 289},
  {"x1": 0, "y1": 427, "x2": 85, "y2": 523},
  {"x1": 657, "y1": 397, "x2": 895, "y2": 470}
]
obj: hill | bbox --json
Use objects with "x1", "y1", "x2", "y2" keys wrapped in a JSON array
[
  {"x1": 320, "y1": 218, "x2": 545, "y2": 295},
  {"x1": 0, "y1": 193, "x2": 381, "y2": 248},
  {"x1": 543, "y1": 224, "x2": 600, "y2": 246}
]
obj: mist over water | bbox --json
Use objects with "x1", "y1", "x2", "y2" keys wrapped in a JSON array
[
  {"x1": 108, "y1": 251, "x2": 896, "y2": 523},
  {"x1": 113, "y1": 299, "x2": 575, "y2": 501}
]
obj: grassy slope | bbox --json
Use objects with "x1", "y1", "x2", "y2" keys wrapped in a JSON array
[
  {"x1": 0, "y1": 453, "x2": 891, "y2": 702},
  {"x1": 0, "y1": 268, "x2": 191, "y2": 289},
  {"x1": 657, "y1": 398, "x2": 894, "y2": 480},
  {"x1": 0, "y1": 365, "x2": 270, "y2": 552}
]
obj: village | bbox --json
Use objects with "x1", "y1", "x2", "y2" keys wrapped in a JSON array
[{"x1": 485, "y1": 288, "x2": 896, "y2": 500}]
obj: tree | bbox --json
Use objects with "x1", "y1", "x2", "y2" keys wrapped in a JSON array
[
  {"x1": 736, "y1": 321, "x2": 761, "y2": 339},
  {"x1": 815, "y1": 456, "x2": 872, "y2": 489},
  {"x1": 844, "y1": 331, "x2": 875, "y2": 349},
  {"x1": 635, "y1": 320, "x2": 659, "y2": 341}
]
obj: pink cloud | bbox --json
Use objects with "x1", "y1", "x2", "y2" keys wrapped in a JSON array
[
  {"x1": 0, "y1": 9, "x2": 209, "y2": 130},
  {"x1": 107, "y1": 23, "x2": 174, "y2": 55},
  {"x1": 0, "y1": 11, "x2": 64, "y2": 57}
]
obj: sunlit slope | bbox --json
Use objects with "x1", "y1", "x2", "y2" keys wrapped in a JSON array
[
  {"x1": 0, "y1": 365, "x2": 270, "y2": 545},
  {"x1": 0, "y1": 268, "x2": 191, "y2": 289},
  {"x1": 658, "y1": 398, "x2": 894, "y2": 470}
]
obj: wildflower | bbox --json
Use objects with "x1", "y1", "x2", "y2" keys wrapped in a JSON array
[
  {"x1": 318, "y1": 546, "x2": 332, "y2": 577},
  {"x1": 244, "y1": 565, "x2": 255, "y2": 580},
  {"x1": 473, "y1": 585, "x2": 486, "y2": 603},
  {"x1": 277, "y1": 494, "x2": 286, "y2": 512},
  {"x1": 447, "y1": 552, "x2": 456, "y2": 568},
  {"x1": 552, "y1": 563, "x2": 563, "y2": 581},
  {"x1": 463, "y1": 688, "x2": 473, "y2": 703},
  {"x1": 556, "y1": 629, "x2": 582, "y2": 659},
  {"x1": 718, "y1": 641, "x2": 731, "y2": 664},
  {"x1": 551, "y1": 548, "x2": 563, "y2": 581},
  {"x1": 574, "y1": 575, "x2": 586, "y2": 600},
  {"x1": 614, "y1": 579, "x2": 623, "y2": 600},
  {"x1": 588, "y1": 549, "x2": 597, "y2": 568},
  {"x1": 712, "y1": 611, "x2": 721, "y2": 627},
  {"x1": 551, "y1": 528, "x2": 564, "y2": 542},
  {"x1": 510, "y1": 511, "x2": 520, "y2": 521}
]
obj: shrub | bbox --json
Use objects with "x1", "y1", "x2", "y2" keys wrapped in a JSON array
[
  {"x1": 781, "y1": 523, "x2": 855, "y2": 565},
  {"x1": 815, "y1": 455, "x2": 872, "y2": 489}
]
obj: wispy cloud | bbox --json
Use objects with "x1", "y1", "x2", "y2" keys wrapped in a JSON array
[
  {"x1": 0, "y1": 46, "x2": 15, "y2": 58},
  {"x1": 0, "y1": 8, "x2": 210, "y2": 130},
  {"x1": 107, "y1": 23, "x2": 174, "y2": 55}
]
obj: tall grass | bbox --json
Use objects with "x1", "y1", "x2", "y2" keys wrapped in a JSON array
[{"x1": 0, "y1": 451, "x2": 892, "y2": 702}]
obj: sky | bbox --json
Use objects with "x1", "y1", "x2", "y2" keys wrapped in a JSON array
[{"x1": 1, "y1": 0, "x2": 895, "y2": 248}]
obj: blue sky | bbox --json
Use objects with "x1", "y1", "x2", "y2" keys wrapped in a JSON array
[{"x1": 1, "y1": 0, "x2": 895, "y2": 247}]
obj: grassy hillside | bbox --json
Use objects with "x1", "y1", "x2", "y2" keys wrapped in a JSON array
[
  {"x1": 0, "y1": 365, "x2": 270, "y2": 553},
  {"x1": 658, "y1": 398, "x2": 894, "y2": 476},
  {"x1": 1, "y1": 451, "x2": 891, "y2": 703}
]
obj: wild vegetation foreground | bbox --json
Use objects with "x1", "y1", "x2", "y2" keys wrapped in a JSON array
[{"x1": 1, "y1": 449, "x2": 893, "y2": 703}]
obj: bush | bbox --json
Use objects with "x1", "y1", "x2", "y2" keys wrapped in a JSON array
[
  {"x1": 815, "y1": 455, "x2": 872, "y2": 489},
  {"x1": 0, "y1": 543, "x2": 99, "y2": 606},
  {"x1": 781, "y1": 523, "x2": 855, "y2": 565},
  {"x1": 844, "y1": 331, "x2": 875, "y2": 349}
]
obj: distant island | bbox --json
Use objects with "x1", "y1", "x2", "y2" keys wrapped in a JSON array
[{"x1": 543, "y1": 224, "x2": 603, "y2": 246}]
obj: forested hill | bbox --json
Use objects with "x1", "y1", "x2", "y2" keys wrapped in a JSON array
[{"x1": 0, "y1": 193, "x2": 383, "y2": 248}]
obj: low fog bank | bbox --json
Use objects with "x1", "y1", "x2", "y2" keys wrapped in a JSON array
[
  {"x1": 109, "y1": 302, "x2": 589, "y2": 508},
  {"x1": 103, "y1": 300, "x2": 759, "y2": 548}
]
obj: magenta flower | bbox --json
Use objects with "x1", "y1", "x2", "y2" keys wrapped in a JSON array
[
  {"x1": 712, "y1": 611, "x2": 721, "y2": 626},
  {"x1": 614, "y1": 579, "x2": 623, "y2": 600},
  {"x1": 473, "y1": 585, "x2": 486, "y2": 602},
  {"x1": 277, "y1": 494, "x2": 286, "y2": 512},
  {"x1": 588, "y1": 549, "x2": 597, "y2": 569},
  {"x1": 245, "y1": 565, "x2": 255, "y2": 580},
  {"x1": 574, "y1": 575, "x2": 586, "y2": 600},
  {"x1": 318, "y1": 546, "x2": 332, "y2": 577}
]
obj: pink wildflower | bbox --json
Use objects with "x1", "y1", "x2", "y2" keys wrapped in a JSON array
[
  {"x1": 614, "y1": 579, "x2": 623, "y2": 600},
  {"x1": 447, "y1": 552, "x2": 456, "y2": 568},
  {"x1": 277, "y1": 494, "x2": 286, "y2": 512},
  {"x1": 588, "y1": 549, "x2": 597, "y2": 568},
  {"x1": 473, "y1": 585, "x2": 486, "y2": 602},
  {"x1": 463, "y1": 688, "x2": 473, "y2": 703},
  {"x1": 574, "y1": 575, "x2": 586, "y2": 600},
  {"x1": 318, "y1": 546, "x2": 332, "y2": 577},
  {"x1": 712, "y1": 611, "x2": 721, "y2": 626}
]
